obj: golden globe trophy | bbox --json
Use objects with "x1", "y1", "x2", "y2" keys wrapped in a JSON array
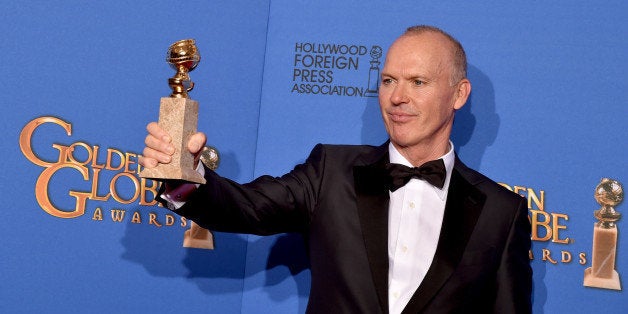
[
  {"x1": 139, "y1": 39, "x2": 206, "y2": 184},
  {"x1": 583, "y1": 178, "x2": 623, "y2": 290}
]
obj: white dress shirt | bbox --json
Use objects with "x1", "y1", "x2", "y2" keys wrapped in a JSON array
[{"x1": 387, "y1": 142, "x2": 455, "y2": 314}]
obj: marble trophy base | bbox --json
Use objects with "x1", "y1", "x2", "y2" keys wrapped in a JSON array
[
  {"x1": 583, "y1": 224, "x2": 621, "y2": 290},
  {"x1": 139, "y1": 97, "x2": 206, "y2": 184},
  {"x1": 584, "y1": 268, "x2": 621, "y2": 290},
  {"x1": 183, "y1": 221, "x2": 214, "y2": 249}
]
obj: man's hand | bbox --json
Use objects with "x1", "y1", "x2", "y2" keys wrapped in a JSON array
[{"x1": 139, "y1": 122, "x2": 207, "y2": 169}]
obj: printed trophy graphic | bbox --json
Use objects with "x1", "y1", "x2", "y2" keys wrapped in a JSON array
[
  {"x1": 365, "y1": 46, "x2": 382, "y2": 97},
  {"x1": 583, "y1": 178, "x2": 623, "y2": 290},
  {"x1": 139, "y1": 39, "x2": 206, "y2": 184}
]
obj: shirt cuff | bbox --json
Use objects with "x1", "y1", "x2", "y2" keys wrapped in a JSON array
[{"x1": 159, "y1": 162, "x2": 205, "y2": 210}]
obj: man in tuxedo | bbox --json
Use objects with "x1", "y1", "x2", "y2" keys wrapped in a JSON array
[{"x1": 140, "y1": 25, "x2": 532, "y2": 313}]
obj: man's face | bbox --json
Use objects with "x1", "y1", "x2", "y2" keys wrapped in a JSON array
[{"x1": 379, "y1": 33, "x2": 469, "y2": 151}]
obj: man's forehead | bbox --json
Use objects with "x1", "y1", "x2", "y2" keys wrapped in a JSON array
[
  {"x1": 390, "y1": 32, "x2": 454, "y2": 55},
  {"x1": 384, "y1": 36, "x2": 450, "y2": 71}
]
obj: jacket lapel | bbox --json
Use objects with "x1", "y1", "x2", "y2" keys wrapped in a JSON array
[
  {"x1": 353, "y1": 143, "x2": 390, "y2": 314},
  {"x1": 402, "y1": 158, "x2": 486, "y2": 314}
]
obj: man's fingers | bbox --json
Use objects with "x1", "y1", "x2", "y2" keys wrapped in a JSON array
[
  {"x1": 138, "y1": 155, "x2": 158, "y2": 168},
  {"x1": 142, "y1": 123, "x2": 206, "y2": 169},
  {"x1": 147, "y1": 122, "x2": 171, "y2": 143},
  {"x1": 142, "y1": 147, "x2": 172, "y2": 166},
  {"x1": 145, "y1": 133, "x2": 175, "y2": 155},
  {"x1": 144, "y1": 121, "x2": 174, "y2": 155},
  {"x1": 188, "y1": 132, "x2": 207, "y2": 154}
]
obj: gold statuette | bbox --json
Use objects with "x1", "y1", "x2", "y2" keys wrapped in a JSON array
[
  {"x1": 139, "y1": 39, "x2": 206, "y2": 184},
  {"x1": 583, "y1": 178, "x2": 623, "y2": 290}
]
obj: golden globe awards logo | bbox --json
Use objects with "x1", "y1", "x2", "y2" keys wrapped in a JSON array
[
  {"x1": 499, "y1": 183, "x2": 587, "y2": 265},
  {"x1": 291, "y1": 42, "x2": 382, "y2": 97},
  {"x1": 501, "y1": 181, "x2": 624, "y2": 291},
  {"x1": 19, "y1": 116, "x2": 189, "y2": 229}
]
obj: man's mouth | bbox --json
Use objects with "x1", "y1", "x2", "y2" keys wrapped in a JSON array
[{"x1": 388, "y1": 111, "x2": 415, "y2": 123}]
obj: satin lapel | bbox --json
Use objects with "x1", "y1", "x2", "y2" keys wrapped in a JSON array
[
  {"x1": 354, "y1": 151, "x2": 390, "y2": 314},
  {"x1": 402, "y1": 166, "x2": 486, "y2": 314}
]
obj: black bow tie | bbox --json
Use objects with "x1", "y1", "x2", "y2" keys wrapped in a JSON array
[{"x1": 385, "y1": 159, "x2": 446, "y2": 191}]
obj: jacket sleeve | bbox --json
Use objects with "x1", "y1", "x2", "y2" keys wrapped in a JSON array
[{"x1": 170, "y1": 144, "x2": 327, "y2": 235}]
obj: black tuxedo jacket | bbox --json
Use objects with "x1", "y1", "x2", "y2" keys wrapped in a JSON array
[{"x1": 174, "y1": 143, "x2": 532, "y2": 313}]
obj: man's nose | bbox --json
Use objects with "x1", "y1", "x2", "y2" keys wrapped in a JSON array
[{"x1": 390, "y1": 84, "x2": 409, "y2": 105}]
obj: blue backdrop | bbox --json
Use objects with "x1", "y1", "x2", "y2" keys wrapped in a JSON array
[{"x1": 2, "y1": 1, "x2": 626, "y2": 313}]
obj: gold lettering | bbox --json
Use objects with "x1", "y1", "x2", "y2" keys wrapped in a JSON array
[
  {"x1": 527, "y1": 188, "x2": 544, "y2": 211},
  {"x1": 166, "y1": 214, "x2": 175, "y2": 226},
  {"x1": 504, "y1": 185, "x2": 545, "y2": 211},
  {"x1": 529, "y1": 249, "x2": 534, "y2": 260},
  {"x1": 579, "y1": 253, "x2": 587, "y2": 265},
  {"x1": 529, "y1": 209, "x2": 552, "y2": 241},
  {"x1": 19, "y1": 116, "x2": 73, "y2": 167},
  {"x1": 513, "y1": 185, "x2": 526, "y2": 197},
  {"x1": 110, "y1": 209, "x2": 126, "y2": 222},
  {"x1": 149, "y1": 213, "x2": 162, "y2": 227},
  {"x1": 561, "y1": 250, "x2": 572, "y2": 263},
  {"x1": 529, "y1": 210, "x2": 571, "y2": 244},
  {"x1": 181, "y1": 217, "x2": 188, "y2": 227},
  {"x1": 22, "y1": 116, "x2": 163, "y2": 220},
  {"x1": 91, "y1": 145, "x2": 105, "y2": 169},
  {"x1": 542, "y1": 249, "x2": 557, "y2": 264},
  {"x1": 125, "y1": 152, "x2": 138, "y2": 174},
  {"x1": 51, "y1": 144, "x2": 72, "y2": 164},
  {"x1": 139, "y1": 178, "x2": 160, "y2": 206},
  {"x1": 92, "y1": 207, "x2": 103, "y2": 221},
  {"x1": 131, "y1": 211, "x2": 142, "y2": 223},
  {"x1": 498, "y1": 182, "x2": 512, "y2": 191},
  {"x1": 502, "y1": 183, "x2": 573, "y2": 246},
  {"x1": 35, "y1": 163, "x2": 90, "y2": 218},
  {"x1": 68, "y1": 191, "x2": 91, "y2": 217},
  {"x1": 90, "y1": 168, "x2": 111, "y2": 201},
  {"x1": 110, "y1": 173, "x2": 140, "y2": 204},
  {"x1": 106, "y1": 148, "x2": 125, "y2": 171},
  {"x1": 66, "y1": 142, "x2": 92, "y2": 165},
  {"x1": 551, "y1": 213, "x2": 569, "y2": 244}
]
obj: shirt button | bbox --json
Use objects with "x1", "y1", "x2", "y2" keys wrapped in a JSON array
[
  {"x1": 402, "y1": 246, "x2": 408, "y2": 253},
  {"x1": 393, "y1": 292, "x2": 399, "y2": 299},
  {"x1": 409, "y1": 202, "x2": 415, "y2": 208}
]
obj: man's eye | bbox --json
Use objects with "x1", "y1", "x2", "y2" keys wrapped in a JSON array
[
  {"x1": 382, "y1": 78, "x2": 393, "y2": 84},
  {"x1": 414, "y1": 80, "x2": 424, "y2": 86}
]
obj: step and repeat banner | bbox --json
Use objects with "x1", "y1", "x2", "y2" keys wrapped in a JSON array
[{"x1": 2, "y1": 1, "x2": 626, "y2": 313}]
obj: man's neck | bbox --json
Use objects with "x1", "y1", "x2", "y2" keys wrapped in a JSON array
[{"x1": 392, "y1": 139, "x2": 450, "y2": 167}]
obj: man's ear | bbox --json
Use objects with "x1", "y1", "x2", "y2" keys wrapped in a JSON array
[{"x1": 453, "y1": 78, "x2": 471, "y2": 110}]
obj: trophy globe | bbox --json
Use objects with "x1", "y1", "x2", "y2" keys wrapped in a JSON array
[{"x1": 166, "y1": 39, "x2": 200, "y2": 98}]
